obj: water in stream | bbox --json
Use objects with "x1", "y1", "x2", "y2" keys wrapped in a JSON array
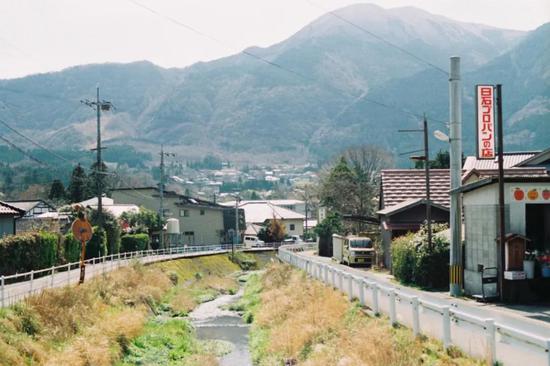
[{"x1": 189, "y1": 287, "x2": 252, "y2": 366}]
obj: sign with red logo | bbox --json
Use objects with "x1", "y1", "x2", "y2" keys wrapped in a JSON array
[{"x1": 476, "y1": 85, "x2": 495, "y2": 159}]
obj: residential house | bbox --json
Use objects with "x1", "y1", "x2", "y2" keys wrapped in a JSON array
[
  {"x1": 377, "y1": 169, "x2": 451, "y2": 268},
  {"x1": 111, "y1": 187, "x2": 244, "y2": 246},
  {"x1": 0, "y1": 201, "x2": 25, "y2": 237},
  {"x1": 77, "y1": 196, "x2": 139, "y2": 218},
  {"x1": 5, "y1": 199, "x2": 59, "y2": 233},
  {"x1": 222, "y1": 201, "x2": 305, "y2": 238}
]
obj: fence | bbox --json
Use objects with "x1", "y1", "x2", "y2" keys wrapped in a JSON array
[
  {"x1": 278, "y1": 243, "x2": 550, "y2": 366},
  {"x1": 0, "y1": 243, "x2": 246, "y2": 308}
]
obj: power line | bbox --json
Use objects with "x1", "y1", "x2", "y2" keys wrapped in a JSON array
[
  {"x1": 304, "y1": 0, "x2": 448, "y2": 76},
  {"x1": 126, "y1": 0, "x2": 441, "y2": 124},
  {"x1": 0, "y1": 135, "x2": 49, "y2": 166}
]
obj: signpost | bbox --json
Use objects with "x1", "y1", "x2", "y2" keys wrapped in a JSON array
[
  {"x1": 71, "y1": 213, "x2": 93, "y2": 284},
  {"x1": 476, "y1": 85, "x2": 496, "y2": 159}
]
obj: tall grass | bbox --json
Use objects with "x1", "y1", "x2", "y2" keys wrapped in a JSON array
[
  {"x1": 247, "y1": 263, "x2": 485, "y2": 366},
  {"x1": 0, "y1": 253, "x2": 243, "y2": 365}
]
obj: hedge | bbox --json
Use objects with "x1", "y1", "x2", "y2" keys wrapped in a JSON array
[
  {"x1": 0, "y1": 232, "x2": 59, "y2": 275},
  {"x1": 391, "y1": 226, "x2": 450, "y2": 289},
  {"x1": 63, "y1": 233, "x2": 81, "y2": 264},
  {"x1": 86, "y1": 227, "x2": 108, "y2": 259},
  {"x1": 120, "y1": 234, "x2": 149, "y2": 253}
]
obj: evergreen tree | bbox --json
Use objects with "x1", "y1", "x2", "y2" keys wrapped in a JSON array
[
  {"x1": 48, "y1": 179, "x2": 66, "y2": 201},
  {"x1": 88, "y1": 161, "x2": 111, "y2": 197},
  {"x1": 67, "y1": 164, "x2": 90, "y2": 203}
]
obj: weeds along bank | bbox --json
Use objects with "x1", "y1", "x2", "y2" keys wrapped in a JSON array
[
  {"x1": 239, "y1": 263, "x2": 485, "y2": 366},
  {"x1": 0, "y1": 252, "x2": 266, "y2": 366}
]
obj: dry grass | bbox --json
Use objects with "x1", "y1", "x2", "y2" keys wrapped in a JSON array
[{"x1": 250, "y1": 263, "x2": 485, "y2": 366}]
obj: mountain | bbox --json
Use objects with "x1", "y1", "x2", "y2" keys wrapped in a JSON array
[{"x1": 0, "y1": 3, "x2": 545, "y2": 165}]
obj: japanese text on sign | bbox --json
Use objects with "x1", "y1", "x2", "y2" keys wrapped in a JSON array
[{"x1": 476, "y1": 85, "x2": 495, "y2": 159}]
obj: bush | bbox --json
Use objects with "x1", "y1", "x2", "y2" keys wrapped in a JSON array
[
  {"x1": 63, "y1": 233, "x2": 81, "y2": 264},
  {"x1": 120, "y1": 234, "x2": 149, "y2": 253},
  {"x1": 0, "y1": 232, "x2": 60, "y2": 275},
  {"x1": 229, "y1": 252, "x2": 258, "y2": 271},
  {"x1": 86, "y1": 227, "x2": 107, "y2": 259},
  {"x1": 391, "y1": 224, "x2": 450, "y2": 289},
  {"x1": 391, "y1": 234, "x2": 416, "y2": 284}
]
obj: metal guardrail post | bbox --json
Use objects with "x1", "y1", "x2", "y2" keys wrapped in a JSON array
[
  {"x1": 442, "y1": 306, "x2": 451, "y2": 349},
  {"x1": 389, "y1": 289, "x2": 397, "y2": 325},
  {"x1": 545, "y1": 339, "x2": 550, "y2": 366},
  {"x1": 371, "y1": 283, "x2": 379, "y2": 315},
  {"x1": 1, "y1": 275, "x2": 5, "y2": 307},
  {"x1": 484, "y1": 319, "x2": 496, "y2": 365},
  {"x1": 411, "y1": 296, "x2": 420, "y2": 336},
  {"x1": 359, "y1": 279, "x2": 366, "y2": 306},
  {"x1": 67, "y1": 263, "x2": 71, "y2": 285},
  {"x1": 50, "y1": 266, "x2": 55, "y2": 288},
  {"x1": 331, "y1": 268, "x2": 336, "y2": 289},
  {"x1": 338, "y1": 270, "x2": 344, "y2": 291},
  {"x1": 347, "y1": 275, "x2": 353, "y2": 300},
  {"x1": 29, "y1": 270, "x2": 34, "y2": 293}
]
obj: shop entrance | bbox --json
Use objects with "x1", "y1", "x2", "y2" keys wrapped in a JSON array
[{"x1": 526, "y1": 204, "x2": 550, "y2": 253}]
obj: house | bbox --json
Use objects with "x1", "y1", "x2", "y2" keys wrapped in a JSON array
[
  {"x1": 111, "y1": 187, "x2": 244, "y2": 246},
  {"x1": 0, "y1": 201, "x2": 25, "y2": 237},
  {"x1": 5, "y1": 199, "x2": 57, "y2": 218},
  {"x1": 5, "y1": 199, "x2": 59, "y2": 233},
  {"x1": 377, "y1": 169, "x2": 451, "y2": 268},
  {"x1": 222, "y1": 201, "x2": 305, "y2": 238}
]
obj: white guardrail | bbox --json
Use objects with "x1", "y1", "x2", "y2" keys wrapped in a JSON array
[
  {"x1": 0, "y1": 243, "x2": 246, "y2": 308},
  {"x1": 278, "y1": 243, "x2": 550, "y2": 366}
]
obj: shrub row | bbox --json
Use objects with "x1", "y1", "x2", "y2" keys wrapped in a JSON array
[
  {"x1": 391, "y1": 231, "x2": 450, "y2": 289},
  {"x1": 120, "y1": 233, "x2": 149, "y2": 253},
  {"x1": 0, "y1": 232, "x2": 59, "y2": 275}
]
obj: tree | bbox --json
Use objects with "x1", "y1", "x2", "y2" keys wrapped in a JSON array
[
  {"x1": 414, "y1": 149, "x2": 450, "y2": 169},
  {"x1": 67, "y1": 164, "x2": 90, "y2": 203},
  {"x1": 315, "y1": 213, "x2": 343, "y2": 257},
  {"x1": 318, "y1": 145, "x2": 392, "y2": 217},
  {"x1": 258, "y1": 218, "x2": 286, "y2": 242},
  {"x1": 88, "y1": 161, "x2": 111, "y2": 198},
  {"x1": 48, "y1": 179, "x2": 66, "y2": 201}
]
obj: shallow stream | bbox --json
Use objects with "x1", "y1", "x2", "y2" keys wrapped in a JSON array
[{"x1": 189, "y1": 287, "x2": 252, "y2": 366}]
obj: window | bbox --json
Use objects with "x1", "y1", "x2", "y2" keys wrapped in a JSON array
[
  {"x1": 289, "y1": 224, "x2": 295, "y2": 231},
  {"x1": 184, "y1": 231, "x2": 194, "y2": 236},
  {"x1": 200, "y1": 209, "x2": 205, "y2": 216},
  {"x1": 180, "y1": 209, "x2": 189, "y2": 217}
]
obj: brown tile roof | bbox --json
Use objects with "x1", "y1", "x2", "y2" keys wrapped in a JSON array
[
  {"x1": 0, "y1": 201, "x2": 24, "y2": 216},
  {"x1": 380, "y1": 169, "x2": 450, "y2": 209}
]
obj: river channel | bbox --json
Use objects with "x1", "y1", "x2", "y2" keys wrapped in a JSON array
[{"x1": 189, "y1": 287, "x2": 252, "y2": 366}]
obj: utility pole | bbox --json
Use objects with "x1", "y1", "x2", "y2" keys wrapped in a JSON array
[
  {"x1": 159, "y1": 145, "x2": 175, "y2": 249},
  {"x1": 496, "y1": 84, "x2": 505, "y2": 301},
  {"x1": 449, "y1": 56, "x2": 463, "y2": 297},
  {"x1": 398, "y1": 115, "x2": 432, "y2": 248},
  {"x1": 423, "y1": 115, "x2": 432, "y2": 249},
  {"x1": 81, "y1": 86, "x2": 112, "y2": 229}
]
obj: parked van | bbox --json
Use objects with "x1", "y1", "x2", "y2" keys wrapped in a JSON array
[
  {"x1": 332, "y1": 234, "x2": 374, "y2": 266},
  {"x1": 284, "y1": 235, "x2": 303, "y2": 244},
  {"x1": 243, "y1": 235, "x2": 265, "y2": 248}
]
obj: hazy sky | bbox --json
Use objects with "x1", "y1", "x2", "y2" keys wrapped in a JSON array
[{"x1": 1, "y1": 0, "x2": 549, "y2": 79}]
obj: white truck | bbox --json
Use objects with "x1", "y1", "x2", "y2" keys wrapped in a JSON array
[{"x1": 332, "y1": 234, "x2": 374, "y2": 266}]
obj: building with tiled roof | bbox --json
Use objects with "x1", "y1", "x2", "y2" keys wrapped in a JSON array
[
  {"x1": 379, "y1": 169, "x2": 451, "y2": 209},
  {"x1": 0, "y1": 201, "x2": 25, "y2": 237}
]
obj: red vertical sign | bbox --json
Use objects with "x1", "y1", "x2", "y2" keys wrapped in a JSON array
[{"x1": 476, "y1": 85, "x2": 495, "y2": 159}]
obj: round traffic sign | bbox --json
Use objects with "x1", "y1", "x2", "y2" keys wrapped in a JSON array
[{"x1": 72, "y1": 218, "x2": 93, "y2": 242}]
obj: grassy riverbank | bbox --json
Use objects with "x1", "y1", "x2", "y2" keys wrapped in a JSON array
[
  {"x1": 240, "y1": 263, "x2": 485, "y2": 366},
  {"x1": 0, "y1": 253, "x2": 249, "y2": 366}
]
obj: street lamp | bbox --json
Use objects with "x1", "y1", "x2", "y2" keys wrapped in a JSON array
[{"x1": 434, "y1": 129, "x2": 450, "y2": 142}]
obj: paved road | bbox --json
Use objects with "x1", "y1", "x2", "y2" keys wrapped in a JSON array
[
  {"x1": 302, "y1": 251, "x2": 550, "y2": 339},
  {"x1": 1, "y1": 250, "x2": 230, "y2": 307}
]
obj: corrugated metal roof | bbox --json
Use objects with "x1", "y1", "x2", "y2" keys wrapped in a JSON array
[
  {"x1": 462, "y1": 152, "x2": 538, "y2": 170},
  {"x1": 380, "y1": 169, "x2": 451, "y2": 209}
]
